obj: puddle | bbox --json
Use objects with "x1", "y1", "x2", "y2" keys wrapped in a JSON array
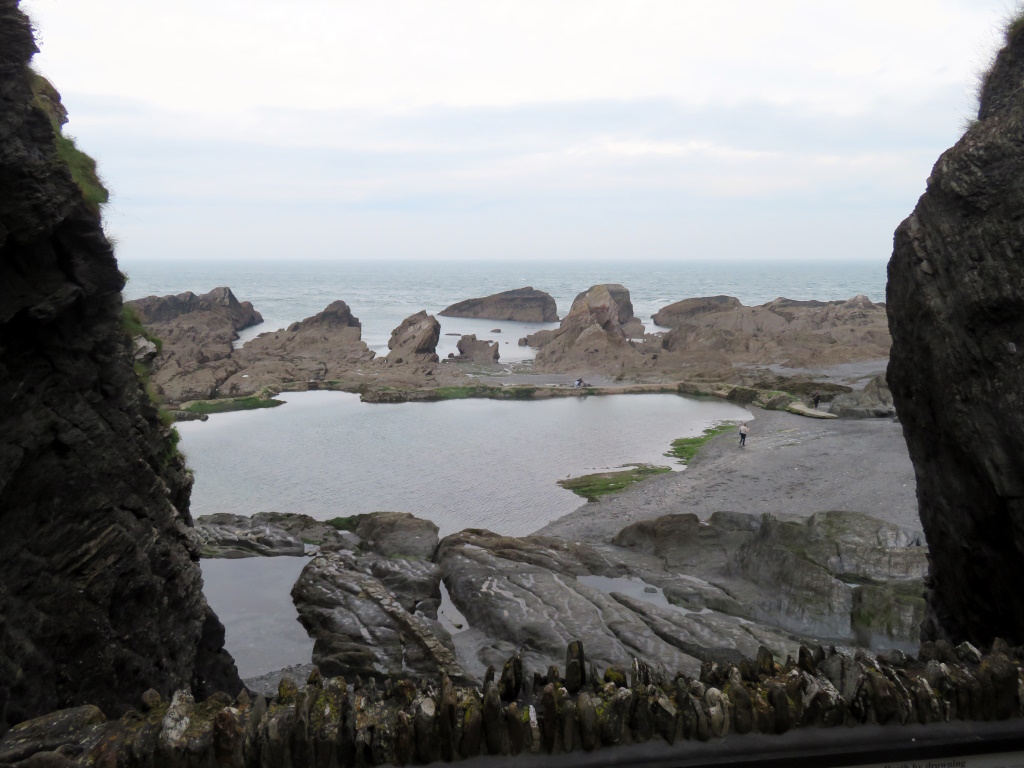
[
  {"x1": 576, "y1": 575, "x2": 709, "y2": 615},
  {"x1": 438, "y1": 579, "x2": 469, "y2": 634}
]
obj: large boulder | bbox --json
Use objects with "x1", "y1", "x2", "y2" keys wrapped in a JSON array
[
  {"x1": 652, "y1": 295, "x2": 742, "y2": 327},
  {"x1": 439, "y1": 287, "x2": 558, "y2": 322},
  {"x1": 887, "y1": 23, "x2": 1024, "y2": 646},
  {"x1": 828, "y1": 375, "x2": 896, "y2": 419},
  {"x1": 455, "y1": 334, "x2": 499, "y2": 363},
  {"x1": 385, "y1": 311, "x2": 441, "y2": 365},
  {"x1": 0, "y1": 9, "x2": 240, "y2": 731}
]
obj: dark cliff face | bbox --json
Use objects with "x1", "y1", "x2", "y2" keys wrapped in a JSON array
[
  {"x1": 0, "y1": 0, "x2": 240, "y2": 732},
  {"x1": 888, "y1": 23, "x2": 1024, "y2": 646}
]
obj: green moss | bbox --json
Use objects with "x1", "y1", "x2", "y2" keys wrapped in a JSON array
[
  {"x1": 183, "y1": 396, "x2": 284, "y2": 415},
  {"x1": 122, "y1": 304, "x2": 163, "y2": 353},
  {"x1": 557, "y1": 464, "x2": 671, "y2": 502},
  {"x1": 428, "y1": 385, "x2": 538, "y2": 401},
  {"x1": 326, "y1": 515, "x2": 366, "y2": 532},
  {"x1": 665, "y1": 423, "x2": 737, "y2": 465}
]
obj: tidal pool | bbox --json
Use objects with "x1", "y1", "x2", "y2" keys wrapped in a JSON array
[{"x1": 178, "y1": 391, "x2": 749, "y2": 537}]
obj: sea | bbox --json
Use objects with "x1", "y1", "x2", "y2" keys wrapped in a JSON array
[
  {"x1": 121, "y1": 258, "x2": 888, "y2": 362},
  {"x1": 126, "y1": 258, "x2": 889, "y2": 677}
]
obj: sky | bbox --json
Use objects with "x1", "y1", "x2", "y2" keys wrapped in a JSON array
[{"x1": 21, "y1": 0, "x2": 1016, "y2": 262}]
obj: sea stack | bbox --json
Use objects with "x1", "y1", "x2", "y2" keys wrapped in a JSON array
[{"x1": 440, "y1": 287, "x2": 559, "y2": 323}]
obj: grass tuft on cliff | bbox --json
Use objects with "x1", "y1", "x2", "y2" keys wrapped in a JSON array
[
  {"x1": 29, "y1": 69, "x2": 109, "y2": 211},
  {"x1": 666, "y1": 423, "x2": 738, "y2": 465},
  {"x1": 557, "y1": 464, "x2": 671, "y2": 502}
]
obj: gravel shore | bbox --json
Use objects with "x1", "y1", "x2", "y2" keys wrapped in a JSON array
[{"x1": 534, "y1": 407, "x2": 920, "y2": 543}]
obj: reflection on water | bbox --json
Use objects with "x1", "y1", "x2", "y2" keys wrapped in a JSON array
[
  {"x1": 200, "y1": 557, "x2": 313, "y2": 679},
  {"x1": 178, "y1": 392, "x2": 749, "y2": 537}
]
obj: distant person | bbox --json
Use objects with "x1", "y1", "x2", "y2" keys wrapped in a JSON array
[
  {"x1": 812, "y1": 390, "x2": 821, "y2": 409},
  {"x1": 739, "y1": 422, "x2": 749, "y2": 447},
  {"x1": 574, "y1": 378, "x2": 583, "y2": 389}
]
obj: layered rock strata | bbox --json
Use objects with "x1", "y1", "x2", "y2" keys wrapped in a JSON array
[
  {"x1": 280, "y1": 510, "x2": 925, "y2": 686},
  {"x1": 440, "y1": 287, "x2": 558, "y2": 322},
  {"x1": 3, "y1": 639, "x2": 1024, "y2": 767},
  {"x1": 888, "y1": 22, "x2": 1024, "y2": 646},
  {"x1": 0, "y1": 1, "x2": 240, "y2": 732}
]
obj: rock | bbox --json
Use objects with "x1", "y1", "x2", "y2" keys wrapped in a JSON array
[
  {"x1": 440, "y1": 287, "x2": 558, "y2": 322},
  {"x1": 0, "y1": 16, "x2": 241, "y2": 731},
  {"x1": 291, "y1": 518, "x2": 468, "y2": 684},
  {"x1": 455, "y1": 334, "x2": 499, "y2": 363},
  {"x1": 524, "y1": 285, "x2": 644, "y2": 373},
  {"x1": 385, "y1": 311, "x2": 441, "y2": 365},
  {"x1": 654, "y1": 294, "x2": 890, "y2": 370},
  {"x1": 222, "y1": 300, "x2": 375, "y2": 395},
  {"x1": 194, "y1": 513, "x2": 310, "y2": 558},
  {"x1": 653, "y1": 295, "x2": 743, "y2": 326},
  {"x1": 565, "y1": 640, "x2": 586, "y2": 694},
  {"x1": 132, "y1": 335, "x2": 158, "y2": 363},
  {"x1": 0, "y1": 706, "x2": 106, "y2": 764},
  {"x1": 887, "y1": 21, "x2": 1024, "y2": 648},
  {"x1": 828, "y1": 374, "x2": 896, "y2": 419}
]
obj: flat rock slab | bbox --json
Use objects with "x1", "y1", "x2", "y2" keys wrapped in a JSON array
[{"x1": 786, "y1": 401, "x2": 838, "y2": 419}]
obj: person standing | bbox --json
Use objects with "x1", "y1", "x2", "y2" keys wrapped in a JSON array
[
  {"x1": 739, "y1": 422, "x2": 749, "y2": 447},
  {"x1": 812, "y1": 390, "x2": 821, "y2": 410}
]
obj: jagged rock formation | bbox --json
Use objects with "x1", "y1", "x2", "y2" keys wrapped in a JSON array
[
  {"x1": 126, "y1": 287, "x2": 262, "y2": 401},
  {"x1": 3, "y1": 638, "x2": 1024, "y2": 767},
  {"x1": 653, "y1": 295, "x2": 890, "y2": 369},
  {"x1": 125, "y1": 296, "x2": 377, "y2": 402},
  {"x1": 0, "y1": 1, "x2": 240, "y2": 733},
  {"x1": 888, "y1": 23, "x2": 1024, "y2": 647},
  {"x1": 440, "y1": 287, "x2": 558, "y2": 322},
  {"x1": 828, "y1": 375, "x2": 896, "y2": 419},
  {"x1": 521, "y1": 285, "x2": 645, "y2": 373},
  {"x1": 385, "y1": 311, "x2": 440, "y2": 365},
  {"x1": 454, "y1": 334, "x2": 499, "y2": 362}
]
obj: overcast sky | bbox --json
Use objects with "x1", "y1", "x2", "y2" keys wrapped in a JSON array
[{"x1": 22, "y1": 0, "x2": 1014, "y2": 262}]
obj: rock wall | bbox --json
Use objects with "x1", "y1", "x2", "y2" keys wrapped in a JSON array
[
  {"x1": 0, "y1": 0, "x2": 240, "y2": 733},
  {"x1": 3, "y1": 639, "x2": 1023, "y2": 767},
  {"x1": 888, "y1": 23, "x2": 1024, "y2": 646}
]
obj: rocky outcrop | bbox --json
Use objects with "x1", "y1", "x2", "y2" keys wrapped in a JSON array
[
  {"x1": 454, "y1": 334, "x2": 499, "y2": 362},
  {"x1": 887, "y1": 23, "x2": 1024, "y2": 646},
  {"x1": 125, "y1": 287, "x2": 262, "y2": 402},
  {"x1": 522, "y1": 285, "x2": 645, "y2": 373},
  {"x1": 385, "y1": 311, "x2": 440, "y2": 365},
  {"x1": 4, "y1": 639, "x2": 1024, "y2": 767},
  {"x1": 290, "y1": 514, "x2": 469, "y2": 683},
  {"x1": 828, "y1": 375, "x2": 896, "y2": 419},
  {"x1": 222, "y1": 300, "x2": 375, "y2": 395},
  {"x1": 195, "y1": 512, "x2": 355, "y2": 558},
  {"x1": 0, "y1": 2, "x2": 240, "y2": 732},
  {"x1": 653, "y1": 294, "x2": 890, "y2": 369},
  {"x1": 440, "y1": 287, "x2": 558, "y2": 322}
]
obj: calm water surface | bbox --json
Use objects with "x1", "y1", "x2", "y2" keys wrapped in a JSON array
[{"x1": 179, "y1": 391, "x2": 749, "y2": 537}]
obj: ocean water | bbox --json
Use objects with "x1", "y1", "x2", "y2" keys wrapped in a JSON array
[
  {"x1": 177, "y1": 390, "x2": 749, "y2": 538},
  {"x1": 121, "y1": 259, "x2": 887, "y2": 361}
]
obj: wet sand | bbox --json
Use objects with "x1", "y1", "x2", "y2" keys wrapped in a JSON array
[{"x1": 535, "y1": 407, "x2": 920, "y2": 543}]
